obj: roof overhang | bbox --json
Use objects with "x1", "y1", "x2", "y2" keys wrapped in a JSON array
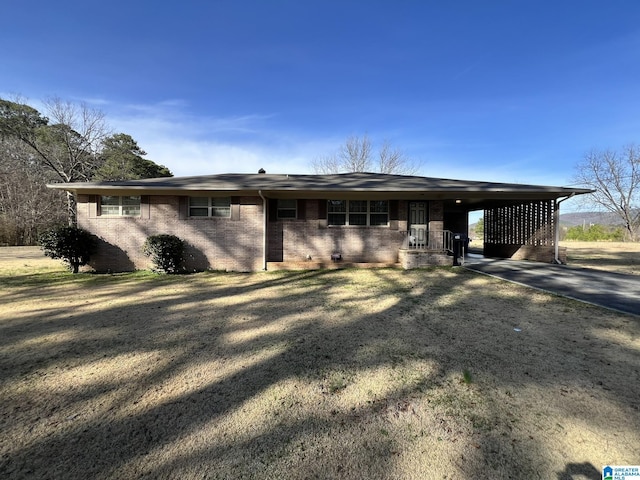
[{"x1": 47, "y1": 172, "x2": 593, "y2": 210}]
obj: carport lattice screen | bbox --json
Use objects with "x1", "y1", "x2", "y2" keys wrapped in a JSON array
[{"x1": 484, "y1": 200, "x2": 556, "y2": 246}]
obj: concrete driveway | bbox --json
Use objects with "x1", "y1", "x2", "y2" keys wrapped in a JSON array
[{"x1": 464, "y1": 255, "x2": 640, "y2": 317}]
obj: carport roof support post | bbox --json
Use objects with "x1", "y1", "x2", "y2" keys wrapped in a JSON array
[{"x1": 554, "y1": 193, "x2": 574, "y2": 264}]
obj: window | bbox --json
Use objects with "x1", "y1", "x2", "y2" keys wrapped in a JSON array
[
  {"x1": 328, "y1": 200, "x2": 346, "y2": 225},
  {"x1": 189, "y1": 197, "x2": 231, "y2": 217},
  {"x1": 100, "y1": 196, "x2": 141, "y2": 216},
  {"x1": 348, "y1": 200, "x2": 367, "y2": 226},
  {"x1": 327, "y1": 200, "x2": 388, "y2": 226},
  {"x1": 277, "y1": 199, "x2": 297, "y2": 219},
  {"x1": 370, "y1": 200, "x2": 389, "y2": 226}
]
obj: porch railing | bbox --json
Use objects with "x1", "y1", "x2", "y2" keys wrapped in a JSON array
[{"x1": 403, "y1": 229, "x2": 454, "y2": 253}]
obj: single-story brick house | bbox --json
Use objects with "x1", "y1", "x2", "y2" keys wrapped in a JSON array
[{"x1": 48, "y1": 171, "x2": 591, "y2": 272}]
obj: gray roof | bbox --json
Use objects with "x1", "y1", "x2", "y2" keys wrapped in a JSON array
[{"x1": 48, "y1": 172, "x2": 592, "y2": 208}]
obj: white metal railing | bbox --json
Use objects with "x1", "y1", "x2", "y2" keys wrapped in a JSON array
[{"x1": 403, "y1": 229, "x2": 454, "y2": 253}]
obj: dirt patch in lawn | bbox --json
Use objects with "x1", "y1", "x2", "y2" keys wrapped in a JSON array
[{"x1": 1, "y1": 248, "x2": 639, "y2": 479}]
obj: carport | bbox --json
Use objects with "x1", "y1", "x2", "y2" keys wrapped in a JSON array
[{"x1": 447, "y1": 185, "x2": 592, "y2": 264}]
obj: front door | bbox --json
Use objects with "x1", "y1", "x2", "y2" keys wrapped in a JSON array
[{"x1": 409, "y1": 202, "x2": 428, "y2": 248}]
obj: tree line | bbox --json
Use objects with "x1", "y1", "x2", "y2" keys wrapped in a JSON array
[{"x1": 0, "y1": 97, "x2": 171, "y2": 245}]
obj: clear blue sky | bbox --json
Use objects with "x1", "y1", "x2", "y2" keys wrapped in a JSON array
[{"x1": 2, "y1": 1, "x2": 640, "y2": 214}]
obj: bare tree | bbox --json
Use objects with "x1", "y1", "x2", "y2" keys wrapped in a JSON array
[
  {"x1": 573, "y1": 145, "x2": 640, "y2": 241},
  {"x1": 0, "y1": 97, "x2": 110, "y2": 225},
  {"x1": 42, "y1": 97, "x2": 109, "y2": 181},
  {"x1": 340, "y1": 134, "x2": 373, "y2": 172},
  {"x1": 311, "y1": 153, "x2": 340, "y2": 175},
  {"x1": 378, "y1": 140, "x2": 409, "y2": 174},
  {"x1": 312, "y1": 134, "x2": 420, "y2": 175},
  {"x1": 0, "y1": 137, "x2": 66, "y2": 245}
]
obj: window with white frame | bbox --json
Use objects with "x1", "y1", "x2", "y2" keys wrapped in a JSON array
[
  {"x1": 100, "y1": 196, "x2": 141, "y2": 216},
  {"x1": 327, "y1": 200, "x2": 388, "y2": 226},
  {"x1": 277, "y1": 199, "x2": 297, "y2": 219},
  {"x1": 188, "y1": 197, "x2": 231, "y2": 217}
]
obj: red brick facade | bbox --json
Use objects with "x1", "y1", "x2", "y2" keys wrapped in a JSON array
[
  {"x1": 76, "y1": 191, "x2": 571, "y2": 271},
  {"x1": 76, "y1": 195, "x2": 455, "y2": 272},
  {"x1": 267, "y1": 199, "x2": 410, "y2": 264},
  {"x1": 77, "y1": 194, "x2": 264, "y2": 272}
]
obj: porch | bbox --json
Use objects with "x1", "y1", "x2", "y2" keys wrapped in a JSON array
[
  {"x1": 398, "y1": 228, "x2": 458, "y2": 269},
  {"x1": 266, "y1": 225, "x2": 459, "y2": 270}
]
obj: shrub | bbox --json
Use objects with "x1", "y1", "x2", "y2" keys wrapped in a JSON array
[
  {"x1": 39, "y1": 226, "x2": 98, "y2": 273},
  {"x1": 565, "y1": 224, "x2": 625, "y2": 242},
  {"x1": 142, "y1": 234, "x2": 185, "y2": 273}
]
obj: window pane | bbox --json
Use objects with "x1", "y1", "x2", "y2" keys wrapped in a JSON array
[
  {"x1": 328, "y1": 213, "x2": 346, "y2": 225},
  {"x1": 122, "y1": 205, "x2": 140, "y2": 216},
  {"x1": 277, "y1": 199, "x2": 296, "y2": 219},
  {"x1": 349, "y1": 200, "x2": 367, "y2": 213},
  {"x1": 370, "y1": 214, "x2": 388, "y2": 226},
  {"x1": 277, "y1": 199, "x2": 296, "y2": 209},
  {"x1": 213, "y1": 198, "x2": 231, "y2": 217},
  {"x1": 328, "y1": 200, "x2": 346, "y2": 213},
  {"x1": 122, "y1": 196, "x2": 140, "y2": 206},
  {"x1": 212, "y1": 197, "x2": 231, "y2": 207},
  {"x1": 101, "y1": 196, "x2": 119, "y2": 206},
  {"x1": 349, "y1": 213, "x2": 367, "y2": 226},
  {"x1": 190, "y1": 208, "x2": 209, "y2": 217},
  {"x1": 370, "y1": 200, "x2": 388, "y2": 213},
  {"x1": 211, "y1": 207, "x2": 231, "y2": 217},
  {"x1": 101, "y1": 205, "x2": 120, "y2": 216},
  {"x1": 189, "y1": 197, "x2": 208, "y2": 207}
]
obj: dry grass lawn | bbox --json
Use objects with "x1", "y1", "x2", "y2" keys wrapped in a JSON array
[
  {"x1": 0, "y1": 246, "x2": 639, "y2": 479},
  {"x1": 561, "y1": 241, "x2": 640, "y2": 275}
]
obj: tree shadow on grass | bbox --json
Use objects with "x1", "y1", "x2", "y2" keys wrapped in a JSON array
[
  {"x1": 0, "y1": 268, "x2": 638, "y2": 479},
  {"x1": 556, "y1": 462, "x2": 601, "y2": 480}
]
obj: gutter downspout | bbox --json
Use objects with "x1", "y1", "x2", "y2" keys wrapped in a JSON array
[
  {"x1": 554, "y1": 193, "x2": 575, "y2": 264},
  {"x1": 258, "y1": 190, "x2": 268, "y2": 271}
]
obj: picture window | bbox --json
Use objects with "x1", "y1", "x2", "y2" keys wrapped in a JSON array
[{"x1": 327, "y1": 200, "x2": 388, "y2": 226}]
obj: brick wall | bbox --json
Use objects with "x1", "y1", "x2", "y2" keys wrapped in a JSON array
[
  {"x1": 78, "y1": 196, "x2": 451, "y2": 272},
  {"x1": 399, "y1": 250, "x2": 452, "y2": 268},
  {"x1": 267, "y1": 199, "x2": 412, "y2": 264},
  {"x1": 278, "y1": 223, "x2": 405, "y2": 263},
  {"x1": 77, "y1": 195, "x2": 264, "y2": 272}
]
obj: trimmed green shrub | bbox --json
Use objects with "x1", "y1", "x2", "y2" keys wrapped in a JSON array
[
  {"x1": 142, "y1": 234, "x2": 185, "y2": 273},
  {"x1": 39, "y1": 226, "x2": 98, "y2": 273}
]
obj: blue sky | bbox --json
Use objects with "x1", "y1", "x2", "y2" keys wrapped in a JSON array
[{"x1": 2, "y1": 1, "x2": 640, "y2": 214}]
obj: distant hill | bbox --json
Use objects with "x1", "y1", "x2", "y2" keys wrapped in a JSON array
[
  {"x1": 558, "y1": 211, "x2": 624, "y2": 227},
  {"x1": 469, "y1": 211, "x2": 629, "y2": 230}
]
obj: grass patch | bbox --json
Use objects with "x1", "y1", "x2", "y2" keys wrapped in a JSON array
[
  {"x1": 561, "y1": 240, "x2": 640, "y2": 275},
  {"x1": 1, "y1": 247, "x2": 639, "y2": 479}
]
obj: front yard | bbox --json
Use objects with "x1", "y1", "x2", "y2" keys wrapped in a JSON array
[{"x1": 0, "y1": 247, "x2": 638, "y2": 479}]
